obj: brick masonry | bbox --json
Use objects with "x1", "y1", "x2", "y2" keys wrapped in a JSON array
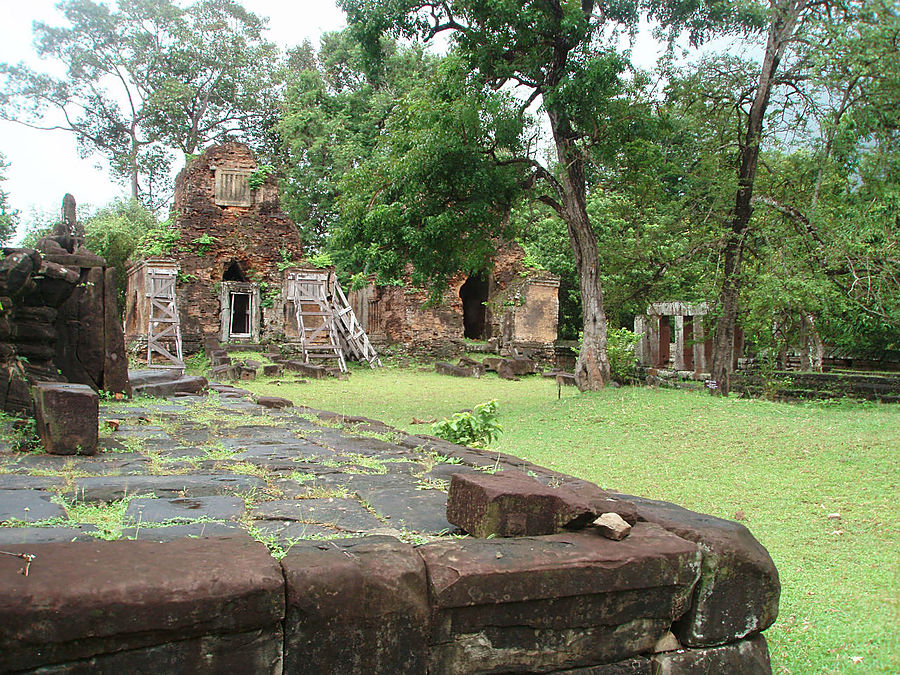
[{"x1": 125, "y1": 143, "x2": 306, "y2": 352}]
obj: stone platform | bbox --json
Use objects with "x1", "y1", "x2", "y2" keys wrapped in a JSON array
[{"x1": 0, "y1": 388, "x2": 778, "y2": 673}]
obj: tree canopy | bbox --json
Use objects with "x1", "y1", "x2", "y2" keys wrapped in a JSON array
[{"x1": 0, "y1": 0, "x2": 280, "y2": 210}]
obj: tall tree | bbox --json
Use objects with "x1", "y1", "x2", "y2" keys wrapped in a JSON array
[
  {"x1": 0, "y1": 0, "x2": 279, "y2": 210},
  {"x1": 339, "y1": 0, "x2": 736, "y2": 389},
  {"x1": 0, "y1": 153, "x2": 18, "y2": 245},
  {"x1": 278, "y1": 31, "x2": 434, "y2": 251},
  {"x1": 707, "y1": 0, "x2": 840, "y2": 392}
]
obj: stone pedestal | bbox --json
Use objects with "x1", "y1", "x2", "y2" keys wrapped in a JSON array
[{"x1": 32, "y1": 382, "x2": 99, "y2": 455}]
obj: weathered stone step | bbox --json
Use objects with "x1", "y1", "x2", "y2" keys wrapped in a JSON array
[
  {"x1": 128, "y1": 369, "x2": 184, "y2": 388},
  {"x1": 132, "y1": 375, "x2": 208, "y2": 398}
]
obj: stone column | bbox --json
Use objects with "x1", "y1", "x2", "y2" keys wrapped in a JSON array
[
  {"x1": 683, "y1": 316, "x2": 694, "y2": 371},
  {"x1": 693, "y1": 320, "x2": 708, "y2": 374},
  {"x1": 674, "y1": 315, "x2": 685, "y2": 371},
  {"x1": 658, "y1": 316, "x2": 671, "y2": 368},
  {"x1": 634, "y1": 315, "x2": 649, "y2": 366},
  {"x1": 646, "y1": 314, "x2": 660, "y2": 368}
]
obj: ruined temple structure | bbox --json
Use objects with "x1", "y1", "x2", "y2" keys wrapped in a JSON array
[
  {"x1": 125, "y1": 143, "x2": 306, "y2": 354},
  {"x1": 349, "y1": 244, "x2": 561, "y2": 358},
  {"x1": 0, "y1": 195, "x2": 130, "y2": 415},
  {"x1": 634, "y1": 302, "x2": 743, "y2": 376},
  {"x1": 124, "y1": 143, "x2": 380, "y2": 371}
]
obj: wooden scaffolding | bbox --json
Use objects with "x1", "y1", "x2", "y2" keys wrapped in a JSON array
[
  {"x1": 126, "y1": 259, "x2": 185, "y2": 370},
  {"x1": 284, "y1": 269, "x2": 382, "y2": 373}
]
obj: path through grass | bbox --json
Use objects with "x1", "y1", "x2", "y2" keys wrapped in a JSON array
[{"x1": 246, "y1": 363, "x2": 899, "y2": 674}]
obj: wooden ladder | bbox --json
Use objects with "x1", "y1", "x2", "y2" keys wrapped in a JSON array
[
  {"x1": 328, "y1": 277, "x2": 382, "y2": 368},
  {"x1": 287, "y1": 269, "x2": 347, "y2": 373},
  {"x1": 146, "y1": 266, "x2": 184, "y2": 370}
]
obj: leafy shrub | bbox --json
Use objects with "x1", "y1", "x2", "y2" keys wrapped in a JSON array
[
  {"x1": 247, "y1": 165, "x2": 275, "y2": 190},
  {"x1": 579, "y1": 327, "x2": 640, "y2": 383},
  {"x1": 190, "y1": 233, "x2": 216, "y2": 255},
  {"x1": 607, "y1": 327, "x2": 640, "y2": 382},
  {"x1": 135, "y1": 226, "x2": 181, "y2": 257},
  {"x1": 307, "y1": 252, "x2": 334, "y2": 268},
  {"x1": 432, "y1": 400, "x2": 503, "y2": 448}
]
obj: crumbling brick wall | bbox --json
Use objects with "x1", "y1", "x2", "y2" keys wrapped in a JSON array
[
  {"x1": 349, "y1": 244, "x2": 559, "y2": 353},
  {"x1": 168, "y1": 143, "x2": 305, "y2": 350}
]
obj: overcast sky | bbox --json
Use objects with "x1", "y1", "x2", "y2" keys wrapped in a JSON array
[
  {"x1": 0, "y1": 1, "x2": 669, "y2": 242},
  {"x1": 0, "y1": 1, "x2": 347, "y2": 240}
]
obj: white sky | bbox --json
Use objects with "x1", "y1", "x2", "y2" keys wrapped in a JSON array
[
  {"x1": 0, "y1": 1, "x2": 347, "y2": 240},
  {"x1": 0, "y1": 1, "x2": 669, "y2": 242}
]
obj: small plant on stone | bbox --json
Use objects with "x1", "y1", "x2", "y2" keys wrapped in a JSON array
[
  {"x1": 247, "y1": 165, "x2": 275, "y2": 190},
  {"x1": 432, "y1": 400, "x2": 503, "y2": 448}
]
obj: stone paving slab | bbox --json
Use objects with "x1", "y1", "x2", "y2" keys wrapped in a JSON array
[
  {"x1": 3, "y1": 393, "x2": 519, "y2": 544},
  {"x1": 251, "y1": 498, "x2": 384, "y2": 532},
  {"x1": 126, "y1": 496, "x2": 245, "y2": 524},
  {"x1": 0, "y1": 475, "x2": 66, "y2": 491},
  {"x1": 250, "y1": 519, "x2": 344, "y2": 542},
  {"x1": 359, "y1": 485, "x2": 457, "y2": 535},
  {"x1": 67, "y1": 474, "x2": 266, "y2": 501},
  {"x1": 0, "y1": 489, "x2": 66, "y2": 523},
  {"x1": 120, "y1": 522, "x2": 240, "y2": 542},
  {"x1": 0, "y1": 525, "x2": 98, "y2": 545}
]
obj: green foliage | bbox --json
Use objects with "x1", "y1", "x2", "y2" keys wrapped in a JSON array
[
  {"x1": 190, "y1": 233, "x2": 216, "y2": 255},
  {"x1": 0, "y1": 0, "x2": 281, "y2": 208},
  {"x1": 0, "y1": 153, "x2": 18, "y2": 245},
  {"x1": 306, "y1": 252, "x2": 334, "y2": 269},
  {"x1": 135, "y1": 226, "x2": 181, "y2": 257},
  {"x1": 432, "y1": 400, "x2": 502, "y2": 448},
  {"x1": 278, "y1": 30, "x2": 435, "y2": 252},
  {"x1": 83, "y1": 199, "x2": 158, "y2": 306},
  {"x1": 258, "y1": 281, "x2": 278, "y2": 308},
  {"x1": 275, "y1": 247, "x2": 297, "y2": 271},
  {"x1": 336, "y1": 53, "x2": 527, "y2": 295},
  {"x1": 247, "y1": 164, "x2": 275, "y2": 190}
]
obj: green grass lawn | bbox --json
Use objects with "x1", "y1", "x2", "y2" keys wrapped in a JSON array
[{"x1": 244, "y1": 362, "x2": 900, "y2": 674}]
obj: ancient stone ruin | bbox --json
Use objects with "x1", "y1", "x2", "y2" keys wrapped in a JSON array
[
  {"x1": 124, "y1": 143, "x2": 307, "y2": 354},
  {"x1": 0, "y1": 195, "x2": 129, "y2": 418},
  {"x1": 635, "y1": 301, "x2": 743, "y2": 377},
  {"x1": 349, "y1": 244, "x2": 562, "y2": 360},
  {"x1": 124, "y1": 143, "x2": 380, "y2": 373}
]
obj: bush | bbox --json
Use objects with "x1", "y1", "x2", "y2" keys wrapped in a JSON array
[
  {"x1": 607, "y1": 327, "x2": 640, "y2": 382},
  {"x1": 432, "y1": 399, "x2": 502, "y2": 448},
  {"x1": 579, "y1": 327, "x2": 640, "y2": 383}
]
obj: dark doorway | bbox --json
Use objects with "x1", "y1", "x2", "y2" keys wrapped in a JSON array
[
  {"x1": 230, "y1": 292, "x2": 251, "y2": 336},
  {"x1": 223, "y1": 260, "x2": 247, "y2": 282},
  {"x1": 459, "y1": 273, "x2": 489, "y2": 339}
]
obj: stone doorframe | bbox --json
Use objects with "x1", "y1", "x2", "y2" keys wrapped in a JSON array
[
  {"x1": 635, "y1": 302, "x2": 711, "y2": 373},
  {"x1": 219, "y1": 281, "x2": 261, "y2": 343}
]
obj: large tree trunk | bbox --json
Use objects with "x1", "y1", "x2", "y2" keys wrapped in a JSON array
[
  {"x1": 710, "y1": 0, "x2": 803, "y2": 394},
  {"x1": 548, "y1": 109, "x2": 610, "y2": 390}
]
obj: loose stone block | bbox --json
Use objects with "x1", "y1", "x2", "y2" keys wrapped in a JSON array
[
  {"x1": 281, "y1": 535, "x2": 430, "y2": 674},
  {"x1": 613, "y1": 492, "x2": 780, "y2": 647},
  {"x1": 446, "y1": 470, "x2": 597, "y2": 537},
  {"x1": 0, "y1": 535, "x2": 285, "y2": 672},
  {"x1": 32, "y1": 382, "x2": 98, "y2": 455},
  {"x1": 435, "y1": 361, "x2": 478, "y2": 378},
  {"x1": 261, "y1": 364, "x2": 282, "y2": 376},
  {"x1": 283, "y1": 360, "x2": 328, "y2": 378},
  {"x1": 594, "y1": 512, "x2": 633, "y2": 540},
  {"x1": 651, "y1": 634, "x2": 772, "y2": 674},
  {"x1": 256, "y1": 395, "x2": 292, "y2": 409},
  {"x1": 419, "y1": 525, "x2": 701, "y2": 674}
]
